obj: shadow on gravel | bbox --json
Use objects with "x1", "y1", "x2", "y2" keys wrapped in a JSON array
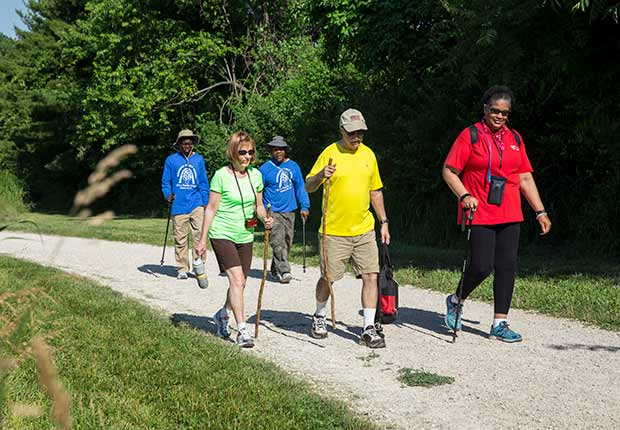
[
  {"x1": 547, "y1": 343, "x2": 620, "y2": 353},
  {"x1": 170, "y1": 313, "x2": 218, "y2": 336},
  {"x1": 246, "y1": 268, "x2": 266, "y2": 280},
  {"x1": 249, "y1": 309, "x2": 361, "y2": 344},
  {"x1": 138, "y1": 264, "x2": 178, "y2": 278},
  {"x1": 395, "y1": 307, "x2": 488, "y2": 340},
  {"x1": 137, "y1": 265, "x2": 266, "y2": 281}
]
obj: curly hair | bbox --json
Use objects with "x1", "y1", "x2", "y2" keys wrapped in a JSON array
[
  {"x1": 481, "y1": 85, "x2": 514, "y2": 106},
  {"x1": 226, "y1": 131, "x2": 256, "y2": 164}
]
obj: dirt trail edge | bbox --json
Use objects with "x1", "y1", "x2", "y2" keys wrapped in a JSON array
[{"x1": 2, "y1": 232, "x2": 619, "y2": 430}]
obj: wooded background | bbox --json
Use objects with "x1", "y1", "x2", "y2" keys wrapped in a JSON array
[{"x1": 1, "y1": 0, "x2": 618, "y2": 254}]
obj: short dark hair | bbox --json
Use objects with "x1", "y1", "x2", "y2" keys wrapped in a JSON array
[{"x1": 481, "y1": 85, "x2": 514, "y2": 106}]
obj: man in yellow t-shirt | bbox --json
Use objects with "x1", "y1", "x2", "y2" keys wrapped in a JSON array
[{"x1": 305, "y1": 108, "x2": 391, "y2": 348}]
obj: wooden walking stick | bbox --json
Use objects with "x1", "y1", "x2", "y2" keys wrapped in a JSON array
[
  {"x1": 255, "y1": 204, "x2": 272, "y2": 337},
  {"x1": 321, "y1": 158, "x2": 337, "y2": 329}
]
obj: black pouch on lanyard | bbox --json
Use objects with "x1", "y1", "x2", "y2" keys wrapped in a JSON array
[{"x1": 487, "y1": 175, "x2": 506, "y2": 206}]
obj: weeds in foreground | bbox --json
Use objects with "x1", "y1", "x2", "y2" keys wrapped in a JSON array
[
  {"x1": 1, "y1": 144, "x2": 138, "y2": 429},
  {"x1": 397, "y1": 368, "x2": 455, "y2": 387},
  {"x1": 70, "y1": 144, "x2": 137, "y2": 225},
  {"x1": 0, "y1": 289, "x2": 72, "y2": 428}
]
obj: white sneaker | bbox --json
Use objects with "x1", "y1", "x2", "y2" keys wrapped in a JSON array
[
  {"x1": 213, "y1": 308, "x2": 230, "y2": 339},
  {"x1": 280, "y1": 272, "x2": 292, "y2": 284},
  {"x1": 359, "y1": 325, "x2": 386, "y2": 349},
  {"x1": 177, "y1": 271, "x2": 188, "y2": 280},
  {"x1": 236, "y1": 327, "x2": 254, "y2": 348},
  {"x1": 311, "y1": 314, "x2": 328, "y2": 339}
]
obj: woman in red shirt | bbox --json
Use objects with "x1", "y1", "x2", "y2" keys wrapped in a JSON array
[{"x1": 442, "y1": 86, "x2": 552, "y2": 342}]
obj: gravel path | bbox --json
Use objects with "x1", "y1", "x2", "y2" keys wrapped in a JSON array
[{"x1": 2, "y1": 232, "x2": 619, "y2": 429}]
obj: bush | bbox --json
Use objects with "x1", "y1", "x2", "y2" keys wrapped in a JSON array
[{"x1": 0, "y1": 171, "x2": 30, "y2": 218}]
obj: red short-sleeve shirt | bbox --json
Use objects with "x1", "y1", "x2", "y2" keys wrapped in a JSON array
[{"x1": 444, "y1": 122, "x2": 533, "y2": 225}]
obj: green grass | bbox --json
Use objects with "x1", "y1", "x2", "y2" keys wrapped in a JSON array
[
  {"x1": 0, "y1": 256, "x2": 374, "y2": 430},
  {"x1": 3, "y1": 213, "x2": 167, "y2": 245},
  {"x1": 397, "y1": 368, "x2": 454, "y2": 388},
  {"x1": 5, "y1": 212, "x2": 620, "y2": 331}
]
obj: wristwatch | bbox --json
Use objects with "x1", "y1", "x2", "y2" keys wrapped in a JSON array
[{"x1": 379, "y1": 218, "x2": 389, "y2": 225}]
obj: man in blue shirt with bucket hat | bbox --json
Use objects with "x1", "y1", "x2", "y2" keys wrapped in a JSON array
[
  {"x1": 161, "y1": 129, "x2": 210, "y2": 279},
  {"x1": 259, "y1": 136, "x2": 310, "y2": 283}
]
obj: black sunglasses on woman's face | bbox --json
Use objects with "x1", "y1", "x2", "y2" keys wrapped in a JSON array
[
  {"x1": 238, "y1": 149, "x2": 255, "y2": 156},
  {"x1": 487, "y1": 107, "x2": 511, "y2": 117}
]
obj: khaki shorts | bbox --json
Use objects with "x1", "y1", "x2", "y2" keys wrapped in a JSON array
[{"x1": 319, "y1": 230, "x2": 379, "y2": 281}]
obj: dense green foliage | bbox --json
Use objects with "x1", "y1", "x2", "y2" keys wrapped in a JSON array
[
  {"x1": 1, "y1": 0, "x2": 619, "y2": 253},
  {"x1": 0, "y1": 171, "x2": 30, "y2": 218},
  {"x1": 0, "y1": 255, "x2": 374, "y2": 429}
]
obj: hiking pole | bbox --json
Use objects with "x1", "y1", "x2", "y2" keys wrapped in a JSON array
[
  {"x1": 160, "y1": 201, "x2": 173, "y2": 265},
  {"x1": 255, "y1": 204, "x2": 272, "y2": 338},
  {"x1": 453, "y1": 207, "x2": 475, "y2": 343},
  {"x1": 321, "y1": 158, "x2": 337, "y2": 329},
  {"x1": 302, "y1": 215, "x2": 306, "y2": 273}
]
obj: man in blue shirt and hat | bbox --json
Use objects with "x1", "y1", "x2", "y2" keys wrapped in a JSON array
[
  {"x1": 161, "y1": 129, "x2": 210, "y2": 279},
  {"x1": 259, "y1": 136, "x2": 310, "y2": 283}
]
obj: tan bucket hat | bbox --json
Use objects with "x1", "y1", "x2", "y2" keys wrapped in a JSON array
[
  {"x1": 339, "y1": 108, "x2": 368, "y2": 132},
  {"x1": 174, "y1": 129, "x2": 200, "y2": 146}
]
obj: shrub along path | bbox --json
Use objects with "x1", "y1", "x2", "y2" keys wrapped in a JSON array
[{"x1": 2, "y1": 232, "x2": 619, "y2": 430}]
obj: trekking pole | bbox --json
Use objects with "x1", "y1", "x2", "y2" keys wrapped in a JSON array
[
  {"x1": 255, "y1": 204, "x2": 272, "y2": 338},
  {"x1": 302, "y1": 215, "x2": 306, "y2": 273},
  {"x1": 160, "y1": 201, "x2": 173, "y2": 265},
  {"x1": 321, "y1": 158, "x2": 337, "y2": 329},
  {"x1": 453, "y1": 207, "x2": 475, "y2": 343}
]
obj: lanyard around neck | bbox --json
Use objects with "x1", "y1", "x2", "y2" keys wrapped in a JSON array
[
  {"x1": 231, "y1": 165, "x2": 257, "y2": 220},
  {"x1": 481, "y1": 134, "x2": 504, "y2": 184}
]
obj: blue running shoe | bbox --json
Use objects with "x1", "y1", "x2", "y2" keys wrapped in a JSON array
[
  {"x1": 444, "y1": 295, "x2": 463, "y2": 331},
  {"x1": 489, "y1": 321, "x2": 522, "y2": 343}
]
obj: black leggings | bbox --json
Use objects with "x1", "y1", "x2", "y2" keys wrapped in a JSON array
[{"x1": 457, "y1": 223, "x2": 520, "y2": 314}]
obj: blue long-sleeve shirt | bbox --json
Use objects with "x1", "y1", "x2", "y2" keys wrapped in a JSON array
[
  {"x1": 161, "y1": 152, "x2": 210, "y2": 215},
  {"x1": 259, "y1": 158, "x2": 310, "y2": 213}
]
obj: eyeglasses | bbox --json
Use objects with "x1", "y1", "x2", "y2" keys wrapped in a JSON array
[
  {"x1": 238, "y1": 149, "x2": 255, "y2": 156},
  {"x1": 487, "y1": 107, "x2": 511, "y2": 117}
]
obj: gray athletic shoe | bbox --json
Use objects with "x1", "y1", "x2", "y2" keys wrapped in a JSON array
[
  {"x1": 213, "y1": 308, "x2": 231, "y2": 339},
  {"x1": 360, "y1": 325, "x2": 386, "y2": 348},
  {"x1": 236, "y1": 327, "x2": 254, "y2": 348},
  {"x1": 311, "y1": 314, "x2": 328, "y2": 339}
]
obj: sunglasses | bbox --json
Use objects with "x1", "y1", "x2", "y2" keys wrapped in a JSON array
[
  {"x1": 238, "y1": 149, "x2": 255, "y2": 156},
  {"x1": 487, "y1": 107, "x2": 511, "y2": 117}
]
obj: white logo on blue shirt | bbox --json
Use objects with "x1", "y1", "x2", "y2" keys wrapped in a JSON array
[
  {"x1": 276, "y1": 168, "x2": 293, "y2": 193},
  {"x1": 177, "y1": 165, "x2": 197, "y2": 190}
]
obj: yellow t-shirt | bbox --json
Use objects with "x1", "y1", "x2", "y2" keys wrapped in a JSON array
[{"x1": 307, "y1": 142, "x2": 383, "y2": 236}]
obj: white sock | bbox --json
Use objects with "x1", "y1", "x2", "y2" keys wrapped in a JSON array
[
  {"x1": 493, "y1": 318, "x2": 507, "y2": 328},
  {"x1": 450, "y1": 294, "x2": 460, "y2": 305},
  {"x1": 315, "y1": 301, "x2": 328, "y2": 317},
  {"x1": 237, "y1": 322, "x2": 247, "y2": 332},
  {"x1": 363, "y1": 308, "x2": 376, "y2": 329}
]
